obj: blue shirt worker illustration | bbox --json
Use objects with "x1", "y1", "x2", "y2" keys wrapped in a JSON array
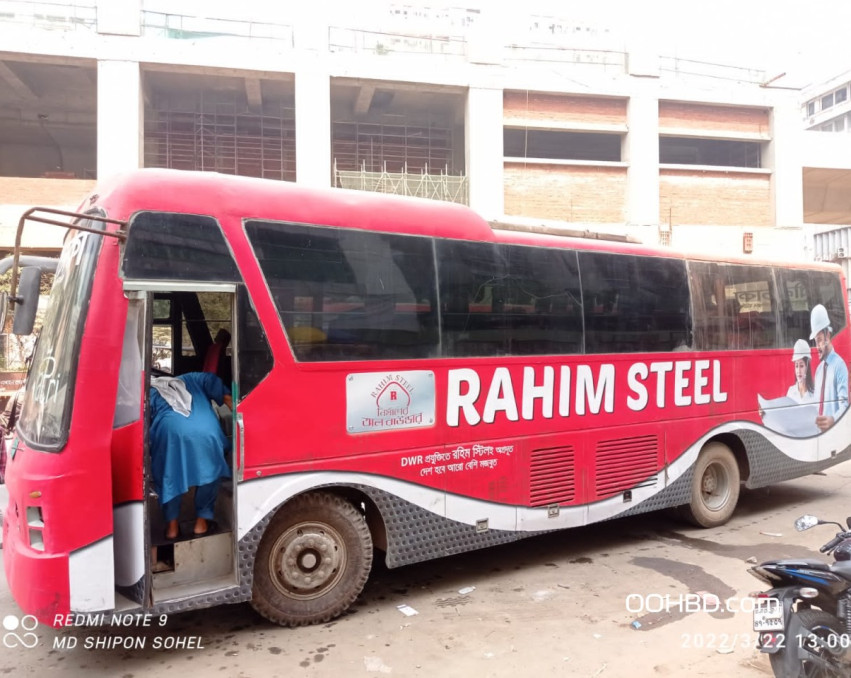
[
  {"x1": 150, "y1": 372, "x2": 233, "y2": 539},
  {"x1": 811, "y1": 304, "x2": 849, "y2": 431}
]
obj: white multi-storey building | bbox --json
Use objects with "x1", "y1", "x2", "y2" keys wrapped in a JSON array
[
  {"x1": 0, "y1": 1, "x2": 848, "y2": 261},
  {"x1": 803, "y1": 70, "x2": 851, "y2": 133}
]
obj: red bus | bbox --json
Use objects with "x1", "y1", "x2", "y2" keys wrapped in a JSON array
[{"x1": 3, "y1": 169, "x2": 849, "y2": 628}]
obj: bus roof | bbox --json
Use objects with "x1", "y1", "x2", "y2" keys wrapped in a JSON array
[
  {"x1": 90, "y1": 168, "x2": 494, "y2": 241},
  {"x1": 86, "y1": 169, "x2": 837, "y2": 273}
]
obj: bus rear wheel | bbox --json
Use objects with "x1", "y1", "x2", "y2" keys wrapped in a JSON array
[
  {"x1": 251, "y1": 492, "x2": 373, "y2": 627},
  {"x1": 681, "y1": 442, "x2": 740, "y2": 528}
]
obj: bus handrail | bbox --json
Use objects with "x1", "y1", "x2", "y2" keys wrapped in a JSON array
[{"x1": 12, "y1": 207, "x2": 128, "y2": 301}]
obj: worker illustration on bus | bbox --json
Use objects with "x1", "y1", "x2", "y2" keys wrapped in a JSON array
[
  {"x1": 759, "y1": 304, "x2": 848, "y2": 436},
  {"x1": 786, "y1": 338, "x2": 816, "y2": 404},
  {"x1": 811, "y1": 303, "x2": 849, "y2": 431}
]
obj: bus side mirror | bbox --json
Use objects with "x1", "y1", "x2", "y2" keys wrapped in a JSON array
[{"x1": 12, "y1": 267, "x2": 42, "y2": 335}]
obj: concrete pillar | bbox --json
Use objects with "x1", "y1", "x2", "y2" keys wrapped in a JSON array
[
  {"x1": 97, "y1": 61, "x2": 142, "y2": 179},
  {"x1": 624, "y1": 78, "x2": 660, "y2": 229},
  {"x1": 466, "y1": 5, "x2": 504, "y2": 65},
  {"x1": 295, "y1": 70, "x2": 331, "y2": 187},
  {"x1": 768, "y1": 94, "x2": 805, "y2": 228},
  {"x1": 292, "y1": 9, "x2": 328, "y2": 52},
  {"x1": 96, "y1": 0, "x2": 140, "y2": 36},
  {"x1": 465, "y1": 87, "x2": 504, "y2": 220}
]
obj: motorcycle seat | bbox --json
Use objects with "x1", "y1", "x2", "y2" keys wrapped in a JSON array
[
  {"x1": 765, "y1": 558, "x2": 831, "y2": 571},
  {"x1": 830, "y1": 561, "x2": 851, "y2": 580}
]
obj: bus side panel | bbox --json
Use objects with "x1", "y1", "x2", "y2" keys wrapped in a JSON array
[
  {"x1": 442, "y1": 436, "x2": 525, "y2": 506},
  {"x1": 111, "y1": 420, "x2": 144, "y2": 503}
]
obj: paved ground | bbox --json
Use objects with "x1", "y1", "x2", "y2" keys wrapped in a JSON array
[{"x1": 3, "y1": 461, "x2": 851, "y2": 677}]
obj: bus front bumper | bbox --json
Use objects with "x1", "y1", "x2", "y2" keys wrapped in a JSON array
[{"x1": 3, "y1": 499, "x2": 70, "y2": 626}]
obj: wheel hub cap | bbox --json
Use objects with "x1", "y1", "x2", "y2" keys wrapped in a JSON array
[{"x1": 271, "y1": 523, "x2": 346, "y2": 600}]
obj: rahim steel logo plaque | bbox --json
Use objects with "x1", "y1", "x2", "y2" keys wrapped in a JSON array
[{"x1": 346, "y1": 370, "x2": 435, "y2": 433}]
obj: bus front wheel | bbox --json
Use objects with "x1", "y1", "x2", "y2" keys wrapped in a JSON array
[
  {"x1": 681, "y1": 442, "x2": 740, "y2": 528},
  {"x1": 251, "y1": 491, "x2": 373, "y2": 627}
]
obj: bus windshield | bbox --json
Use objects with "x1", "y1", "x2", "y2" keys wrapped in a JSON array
[{"x1": 17, "y1": 224, "x2": 103, "y2": 451}]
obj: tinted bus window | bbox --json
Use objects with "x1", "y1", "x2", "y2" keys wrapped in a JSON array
[
  {"x1": 812, "y1": 271, "x2": 847, "y2": 336},
  {"x1": 237, "y1": 286, "x2": 273, "y2": 395},
  {"x1": 778, "y1": 268, "x2": 847, "y2": 347},
  {"x1": 579, "y1": 252, "x2": 690, "y2": 353},
  {"x1": 123, "y1": 212, "x2": 240, "y2": 282},
  {"x1": 437, "y1": 241, "x2": 583, "y2": 357},
  {"x1": 691, "y1": 262, "x2": 779, "y2": 350},
  {"x1": 246, "y1": 221, "x2": 438, "y2": 361}
]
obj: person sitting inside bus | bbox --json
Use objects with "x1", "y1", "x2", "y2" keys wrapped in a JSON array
[{"x1": 150, "y1": 372, "x2": 233, "y2": 540}]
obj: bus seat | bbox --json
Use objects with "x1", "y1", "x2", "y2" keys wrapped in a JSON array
[
  {"x1": 203, "y1": 329, "x2": 231, "y2": 374},
  {"x1": 288, "y1": 326, "x2": 327, "y2": 345}
]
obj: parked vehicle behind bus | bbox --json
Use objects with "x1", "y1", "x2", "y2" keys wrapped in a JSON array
[{"x1": 3, "y1": 169, "x2": 851, "y2": 627}]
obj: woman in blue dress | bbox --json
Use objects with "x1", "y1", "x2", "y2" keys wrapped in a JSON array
[{"x1": 150, "y1": 372, "x2": 232, "y2": 539}]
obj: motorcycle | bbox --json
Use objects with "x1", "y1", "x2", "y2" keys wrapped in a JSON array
[{"x1": 748, "y1": 514, "x2": 851, "y2": 678}]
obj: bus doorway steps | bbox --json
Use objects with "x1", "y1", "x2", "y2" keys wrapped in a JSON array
[
  {"x1": 152, "y1": 530, "x2": 234, "y2": 592},
  {"x1": 112, "y1": 591, "x2": 142, "y2": 613}
]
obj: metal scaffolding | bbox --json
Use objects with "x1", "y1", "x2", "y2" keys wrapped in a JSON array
[
  {"x1": 334, "y1": 161, "x2": 468, "y2": 205},
  {"x1": 332, "y1": 120, "x2": 457, "y2": 175},
  {"x1": 144, "y1": 100, "x2": 296, "y2": 181}
]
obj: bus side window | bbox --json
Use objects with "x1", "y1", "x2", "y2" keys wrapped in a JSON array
[
  {"x1": 115, "y1": 300, "x2": 144, "y2": 427},
  {"x1": 690, "y1": 262, "x2": 780, "y2": 350},
  {"x1": 437, "y1": 240, "x2": 506, "y2": 357},
  {"x1": 152, "y1": 296, "x2": 174, "y2": 374},
  {"x1": 246, "y1": 221, "x2": 438, "y2": 362},
  {"x1": 580, "y1": 252, "x2": 689, "y2": 353},
  {"x1": 237, "y1": 285, "x2": 273, "y2": 398}
]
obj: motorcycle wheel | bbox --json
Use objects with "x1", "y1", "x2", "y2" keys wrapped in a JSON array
[{"x1": 770, "y1": 609, "x2": 846, "y2": 678}]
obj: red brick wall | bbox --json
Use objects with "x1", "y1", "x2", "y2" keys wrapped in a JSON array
[
  {"x1": 504, "y1": 163, "x2": 627, "y2": 223},
  {"x1": 658, "y1": 102, "x2": 770, "y2": 135},
  {"x1": 660, "y1": 170, "x2": 772, "y2": 226},
  {"x1": 0, "y1": 177, "x2": 96, "y2": 207},
  {"x1": 504, "y1": 92, "x2": 627, "y2": 127}
]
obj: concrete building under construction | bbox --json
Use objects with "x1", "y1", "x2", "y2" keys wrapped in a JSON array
[{"x1": 1, "y1": 1, "x2": 850, "y2": 262}]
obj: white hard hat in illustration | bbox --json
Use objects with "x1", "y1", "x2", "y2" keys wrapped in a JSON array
[
  {"x1": 810, "y1": 304, "x2": 832, "y2": 339},
  {"x1": 791, "y1": 339, "x2": 811, "y2": 362}
]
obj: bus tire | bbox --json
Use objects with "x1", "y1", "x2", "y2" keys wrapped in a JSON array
[
  {"x1": 251, "y1": 491, "x2": 373, "y2": 627},
  {"x1": 681, "y1": 442, "x2": 740, "y2": 528}
]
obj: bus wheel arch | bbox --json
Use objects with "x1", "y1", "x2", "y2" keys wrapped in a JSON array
[
  {"x1": 711, "y1": 432, "x2": 750, "y2": 484},
  {"x1": 250, "y1": 490, "x2": 374, "y2": 627},
  {"x1": 335, "y1": 486, "x2": 388, "y2": 554},
  {"x1": 680, "y1": 440, "x2": 742, "y2": 528}
]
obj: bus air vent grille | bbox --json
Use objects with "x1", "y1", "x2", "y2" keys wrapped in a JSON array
[
  {"x1": 596, "y1": 435, "x2": 658, "y2": 499},
  {"x1": 529, "y1": 446, "x2": 575, "y2": 506}
]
